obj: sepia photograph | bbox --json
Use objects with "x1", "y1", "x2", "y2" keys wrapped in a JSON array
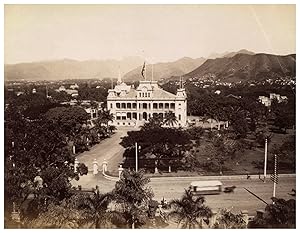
[{"x1": 3, "y1": 1, "x2": 296, "y2": 229}]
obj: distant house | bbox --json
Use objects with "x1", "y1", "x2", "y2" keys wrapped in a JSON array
[
  {"x1": 65, "y1": 89, "x2": 78, "y2": 97},
  {"x1": 258, "y1": 96, "x2": 271, "y2": 107},
  {"x1": 270, "y1": 93, "x2": 288, "y2": 103},
  {"x1": 69, "y1": 83, "x2": 79, "y2": 89},
  {"x1": 214, "y1": 90, "x2": 221, "y2": 95},
  {"x1": 56, "y1": 85, "x2": 78, "y2": 97},
  {"x1": 32, "y1": 88, "x2": 37, "y2": 94},
  {"x1": 57, "y1": 86, "x2": 66, "y2": 92},
  {"x1": 226, "y1": 94, "x2": 241, "y2": 99},
  {"x1": 16, "y1": 91, "x2": 24, "y2": 96}
]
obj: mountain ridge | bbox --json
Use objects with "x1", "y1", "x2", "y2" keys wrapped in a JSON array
[{"x1": 183, "y1": 53, "x2": 296, "y2": 82}]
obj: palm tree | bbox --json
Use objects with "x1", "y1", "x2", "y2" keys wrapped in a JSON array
[
  {"x1": 168, "y1": 189, "x2": 212, "y2": 229},
  {"x1": 164, "y1": 111, "x2": 178, "y2": 127},
  {"x1": 98, "y1": 109, "x2": 114, "y2": 127},
  {"x1": 68, "y1": 190, "x2": 121, "y2": 228},
  {"x1": 113, "y1": 169, "x2": 154, "y2": 229}
]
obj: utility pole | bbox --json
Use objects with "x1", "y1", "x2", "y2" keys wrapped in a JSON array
[
  {"x1": 264, "y1": 138, "x2": 268, "y2": 182},
  {"x1": 271, "y1": 154, "x2": 278, "y2": 202},
  {"x1": 135, "y1": 142, "x2": 138, "y2": 172}
]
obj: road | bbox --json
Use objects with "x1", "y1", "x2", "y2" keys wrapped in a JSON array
[
  {"x1": 76, "y1": 129, "x2": 129, "y2": 173},
  {"x1": 73, "y1": 173, "x2": 295, "y2": 216},
  {"x1": 73, "y1": 127, "x2": 295, "y2": 216}
]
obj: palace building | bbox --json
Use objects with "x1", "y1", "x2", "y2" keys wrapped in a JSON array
[{"x1": 107, "y1": 74, "x2": 187, "y2": 127}]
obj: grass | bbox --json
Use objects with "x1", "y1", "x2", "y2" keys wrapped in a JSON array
[{"x1": 142, "y1": 129, "x2": 295, "y2": 177}]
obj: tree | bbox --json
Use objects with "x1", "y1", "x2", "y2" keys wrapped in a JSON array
[
  {"x1": 93, "y1": 109, "x2": 114, "y2": 138},
  {"x1": 249, "y1": 197, "x2": 296, "y2": 228},
  {"x1": 113, "y1": 169, "x2": 154, "y2": 228},
  {"x1": 45, "y1": 106, "x2": 90, "y2": 138},
  {"x1": 120, "y1": 127, "x2": 191, "y2": 171},
  {"x1": 213, "y1": 209, "x2": 246, "y2": 229},
  {"x1": 26, "y1": 201, "x2": 88, "y2": 228},
  {"x1": 5, "y1": 105, "x2": 88, "y2": 224},
  {"x1": 168, "y1": 189, "x2": 212, "y2": 229},
  {"x1": 63, "y1": 190, "x2": 119, "y2": 228},
  {"x1": 163, "y1": 111, "x2": 178, "y2": 127},
  {"x1": 141, "y1": 115, "x2": 163, "y2": 130}
]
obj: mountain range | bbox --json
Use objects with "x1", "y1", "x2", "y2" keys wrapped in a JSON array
[
  {"x1": 184, "y1": 53, "x2": 296, "y2": 82},
  {"x1": 4, "y1": 56, "x2": 144, "y2": 81},
  {"x1": 122, "y1": 57, "x2": 206, "y2": 81},
  {"x1": 4, "y1": 50, "x2": 296, "y2": 83}
]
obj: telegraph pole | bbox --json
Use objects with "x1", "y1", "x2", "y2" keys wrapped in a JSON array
[
  {"x1": 135, "y1": 142, "x2": 138, "y2": 172},
  {"x1": 264, "y1": 138, "x2": 268, "y2": 182},
  {"x1": 270, "y1": 154, "x2": 278, "y2": 202}
]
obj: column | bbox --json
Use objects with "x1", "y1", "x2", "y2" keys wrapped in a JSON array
[
  {"x1": 93, "y1": 159, "x2": 98, "y2": 175},
  {"x1": 102, "y1": 159, "x2": 108, "y2": 174},
  {"x1": 74, "y1": 158, "x2": 79, "y2": 173}
]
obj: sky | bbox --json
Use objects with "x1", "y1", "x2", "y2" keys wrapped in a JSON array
[{"x1": 4, "y1": 4, "x2": 296, "y2": 64}]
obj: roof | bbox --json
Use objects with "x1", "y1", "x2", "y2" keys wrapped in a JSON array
[
  {"x1": 152, "y1": 88, "x2": 176, "y2": 99},
  {"x1": 190, "y1": 180, "x2": 223, "y2": 187}
]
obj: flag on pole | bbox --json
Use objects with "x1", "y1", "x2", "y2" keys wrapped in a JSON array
[{"x1": 141, "y1": 62, "x2": 146, "y2": 79}]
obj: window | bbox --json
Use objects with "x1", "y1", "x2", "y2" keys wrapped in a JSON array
[
  {"x1": 165, "y1": 103, "x2": 169, "y2": 109},
  {"x1": 127, "y1": 103, "x2": 131, "y2": 109},
  {"x1": 121, "y1": 103, "x2": 126, "y2": 109},
  {"x1": 139, "y1": 93, "x2": 141, "y2": 97},
  {"x1": 116, "y1": 116, "x2": 121, "y2": 120},
  {"x1": 143, "y1": 103, "x2": 147, "y2": 109},
  {"x1": 179, "y1": 114, "x2": 181, "y2": 121},
  {"x1": 171, "y1": 103, "x2": 175, "y2": 109},
  {"x1": 133, "y1": 103, "x2": 137, "y2": 109},
  {"x1": 127, "y1": 112, "x2": 132, "y2": 120},
  {"x1": 153, "y1": 103, "x2": 158, "y2": 109},
  {"x1": 159, "y1": 103, "x2": 163, "y2": 109},
  {"x1": 142, "y1": 93, "x2": 144, "y2": 97},
  {"x1": 110, "y1": 103, "x2": 113, "y2": 108},
  {"x1": 116, "y1": 103, "x2": 120, "y2": 108},
  {"x1": 123, "y1": 122, "x2": 125, "y2": 125},
  {"x1": 133, "y1": 112, "x2": 137, "y2": 119},
  {"x1": 148, "y1": 93, "x2": 150, "y2": 97},
  {"x1": 122, "y1": 115, "x2": 126, "y2": 120}
]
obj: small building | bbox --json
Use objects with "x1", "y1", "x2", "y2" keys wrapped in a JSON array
[
  {"x1": 57, "y1": 86, "x2": 66, "y2": 92},
  {"x1": 258, "y1": 96, "x2": 271, "y2": 107},
  {"x1": 69, "y1": 83, "x2": 79, "y2": 89}
]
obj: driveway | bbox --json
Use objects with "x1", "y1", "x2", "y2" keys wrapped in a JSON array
[{"x1": 76, "y1": 129, "x2": 129, "y2": 173}]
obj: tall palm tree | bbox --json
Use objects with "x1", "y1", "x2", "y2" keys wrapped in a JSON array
[
  {"x1": 98, "y1": 109, "x2": 114, "y2": 127},
  {"x1": 168, "y1": 189, "x2": 212, "y2": 229},
  {"x1": 164, "y1": 111, "x2": 178, "y2": 127}
]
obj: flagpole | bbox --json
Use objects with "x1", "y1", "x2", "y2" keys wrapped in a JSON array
[
  {"x1": 152, "y1": 64, "x2": 153, "y2": 82},
  {"x1": 145, "y1": 62, "x2": 147, "y2": 80}
]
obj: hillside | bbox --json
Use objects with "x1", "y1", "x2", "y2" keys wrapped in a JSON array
[
  {"x1": 184, "y1": 53, "x2": 296, "y2": 82},
  {"x1": 122, "y1": 57, "x2": 206, "y2": 81},
  {"x1": 4, "y1": 56, "x2": 144, "y2": 81}
]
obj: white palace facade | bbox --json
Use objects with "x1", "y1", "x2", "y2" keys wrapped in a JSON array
[{"x1": 107, "y1": 76, "x2": 187, "y2": 127}]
